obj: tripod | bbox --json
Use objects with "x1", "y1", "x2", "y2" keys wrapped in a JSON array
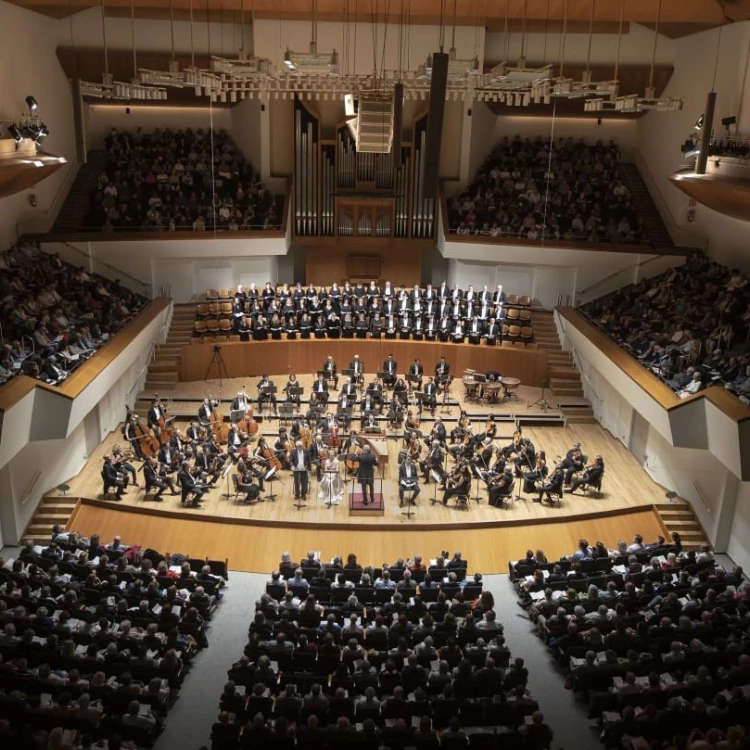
[
  {"x1": 205, "y1": 345, "x2": 229, "y2": 386},
  {"x1": 400, "y1": 484, "x2": 417, "y2": 519},
  {"x1": 528, "y1": 378, "x2": 551, "y2": 412}
]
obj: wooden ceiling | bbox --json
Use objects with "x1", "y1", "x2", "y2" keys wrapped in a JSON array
[{"x1": 6, "y1": 0, "x2": 746, "y2": 38}]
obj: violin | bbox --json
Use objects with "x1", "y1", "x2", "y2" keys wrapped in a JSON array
[{"x1": 445, "y1": 464, "x2": 466, "y2": 490}]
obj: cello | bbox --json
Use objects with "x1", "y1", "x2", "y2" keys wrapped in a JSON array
[{"x1": 209, "y1": 398, "x2": 230, "y2": 443}]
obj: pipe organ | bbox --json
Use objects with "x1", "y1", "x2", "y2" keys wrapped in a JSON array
[{"x1": 293, "y1": 98, "x2": 433, "y2": 241}]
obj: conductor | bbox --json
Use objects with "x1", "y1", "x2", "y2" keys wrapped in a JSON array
[
  {"x1": 356, "y1": 444, "x2": 378, "y2": 505},
  {"x1": 290, "y1": 440, "x2": 311, "y2": 499}
]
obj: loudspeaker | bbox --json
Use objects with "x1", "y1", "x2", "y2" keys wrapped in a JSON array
[
  {"x1": 423, "y1": 52, "x2": 449, "y2": 200},
  {"x1": 392, "y1": 82, "x2": 404, "y2": 171}
]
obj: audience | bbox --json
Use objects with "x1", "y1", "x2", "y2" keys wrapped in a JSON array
[
  {"x1": 212, "y1": 549, "x2": 545, "y2": 750},
  {"x1": 84, "y1": 128, "x2": 283, "y2": 233},
  {"x1": 0, "y1": 241, "x2": 147, "y2": 388},
  {"x1": 582, "y1": 253, "x2": 750, "y2": 403},
  {"x1": 449, "y1": 135, "x2": 646, "y2": 244},
  {"x1": 511, "y1": 532, "x2": 750, "y2": 750},
  {"x1": 0, "y1": 527, "x2": 225, "y2": 749}
]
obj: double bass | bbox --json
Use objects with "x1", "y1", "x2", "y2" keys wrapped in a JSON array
[
  {"x1": 235, "y1": 387, "x2": 259, "y2": 437},
  {"x1": 209, "y1": 399, "x2": 230, "y2": 443},
  {"x1": 154, "y1": 395, "x2": 175, "y2": 445},
  {"x1": 134, "y1": 416, "x2": 160, "y2": 457}
]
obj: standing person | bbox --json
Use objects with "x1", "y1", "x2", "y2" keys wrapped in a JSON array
[
  {"x1": 291, "y1": 440, "x2": 311, "y2": 500},
  {"x1": 318, "y1": 449, "x2": 344, "y2": 505},
  {"x1": 355, "y1": 445, "x2": 378, "y2": 505}
]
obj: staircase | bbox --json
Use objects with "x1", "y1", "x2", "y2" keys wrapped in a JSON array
[
  {"x1": 534, "y1": 311, "x2": 597, "y2": 425},
  {"x1": 654, "y1": 496, "x2": 710, "y2": 550},
  {"x1": 141, "y1": 303, "x2": 197, "y2": 393},
  {"x1": 50, "y1": 150, "x2": 110, "y2": 234},
  {"x1": 619, "y1": 162, "x2": 673, "y2": 248},
  {"x1": 22, "y1": 493, "x2": 79, "y2": 545}
]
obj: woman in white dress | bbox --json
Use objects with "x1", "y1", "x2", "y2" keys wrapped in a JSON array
[{"x1": 318, "y1": 449, "x2": 344, "y2": 504}]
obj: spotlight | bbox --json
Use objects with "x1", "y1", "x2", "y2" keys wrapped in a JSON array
[
  {"x1": 25, "y1": 96, "x2": 38, "y2": 113},
  {"x1": 7, "y1": 124, "x2": 22, "y2": 143},
  {"x1": 722, "y1": 115, "x2": 737, "y2": 128},
  {"x1": 694, "y1": 114, "x2": 704, "y2": 131},
  {"x1": 35, "y1": 124, "x2": 49, "y2": 142}
]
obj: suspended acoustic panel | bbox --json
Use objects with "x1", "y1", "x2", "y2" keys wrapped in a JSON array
[
  {"x1": 356, "y1": 97, "x2": 394, "y2": 154},
  {"x1": 0, "y1": 139, "x2": 66, "y2": 199},
  {"x1": 670, "y1": 168, "x2": 750, "y2": 222}
]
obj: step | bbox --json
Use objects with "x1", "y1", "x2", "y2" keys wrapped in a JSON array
[
  {"x1": 41, "y1": 495, "x2": 79, "y2": 506},
  {"x1": 658, "y1": 509, "x2": 695, "y2": 521},
  {"x1": 548, "y1": 368, "x2": 580, "y2": 380},
  {"x1": 149, "y1": 362, "x2": 180, "y2": 374},
  {"x1": 654, "y1": 500, "x2": 690, "y2": 511},
  {"x1": 34, "y1": 510, "x2": 74, "y2": 524},
  {"x1": 556, "y1": 396, "x2": 591, "y2": 408},
  {"x1": 565, "y1": 415, "x2": 598, "y2": 424},
  {"x1": 551, "y1": 385, "x2": 584, "y2": 397},
  {"x1": 661, "y1": 519, "x2": 703, "y2": 531},
  {"x1": 25, "y1": 523, "x2": 55, "y2": 537}
]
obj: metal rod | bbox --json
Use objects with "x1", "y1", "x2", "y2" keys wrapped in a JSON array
[{"x1": 696, "y1": 91, "x2": 717, "y2": 175}]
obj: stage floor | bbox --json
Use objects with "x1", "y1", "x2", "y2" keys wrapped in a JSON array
[{"x1": 62, "y1": 419, "x2": 666, "y2": 529}]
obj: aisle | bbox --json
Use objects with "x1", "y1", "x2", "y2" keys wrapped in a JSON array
[
  {"x1": 154, "y1": 572, "x2": 264, "y2": 750},
  {"x1": 486, "y1": 574, "x2": 601, "y2": 750}
]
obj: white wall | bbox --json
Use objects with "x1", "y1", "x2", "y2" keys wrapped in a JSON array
[
  {"x1": 231, "y1": 98, "x2": 264, "y2": 176},
  {"x1": 484, "y1": 23, "x2": 676, "y2": 66},
  {"x1": 0, "y1": 0, "x2": 77, "y2": 245},
  {"x1": 69, "y1": 8, "x2": 252, "y2": 57},
  {"x1": 84, "y1": 103, "x2": 233, "y2": 150},
  {"x1": 637, "y1": 22, "x2": 750, "y2": 270}
]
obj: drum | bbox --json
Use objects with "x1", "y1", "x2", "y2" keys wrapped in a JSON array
[{"x1": 501, "y1": 376, "x2": 521, "y2": 400}]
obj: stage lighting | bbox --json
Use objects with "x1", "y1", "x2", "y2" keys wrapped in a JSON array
[
  {"x1": 694, "y1": 114, "x2": 704, "y2": 131},
  {"x1": 722, "y1": 115, "x2": 737, "y2": 127},
  {"x1": 25, "y1": 96, "x2": 38, "y2": 113}
]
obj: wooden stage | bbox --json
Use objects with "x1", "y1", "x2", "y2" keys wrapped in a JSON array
[{"x1": 53, "y1": 369, "x2": 672, "y2": 572}]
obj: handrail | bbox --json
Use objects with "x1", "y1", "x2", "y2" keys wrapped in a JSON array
[
  {"x1": 576, "y1": 255, "x2": 665, "y2": 299},
  {"x1": 125, "y1": 342, "x2": 156, "y2": 406},
  {"x1": 54, "y1": 241, "x2": 152, "y2": 296},
  {"x1": 20, "y1": 470, "x2": 42, "y2": 507},
  {"x1": 691, "y1": 480, "x2": 712, "y2": 516}
]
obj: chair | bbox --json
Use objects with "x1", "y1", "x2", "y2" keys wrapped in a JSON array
[
  {"x1": 218, "y1": 288, "x2": 231, "y2": 300},
  {"x1": 220, "y1": 301, "x2": 233, "y2": 316},
  {"x1": 207, "y1": 320, "x2": 220, "y2": 334},
  {"x1": 505, "y1": 308, "x2": 520, "y2": 322},
  {"x1": 100, "y1": 470, "x2": 120, "y2": 499},
  {"x1": 506, "y1": 294, "x2": 519, "y2": 306},
  {"x1": 519, "y1": 295, "x2": 532, "y2": 307},
  {"x1": 197, "y1": 303, "x2": 210, "y2": 319},
  {"x1": 206, "y1": 288, "x2": 219, "y2": 301},
  {"x1": 455, "y1": 494, "x2": 470, "y2": 510},
  {"x1": 193, "y1": 320, "x2": 207, "y2": 337},
  {"x1": 219, "y1": 318, "x2": 232, "y2": 333},
  {"x1": 520, "y1": 326, "x2": 534, "y2": 344},
  {"x1": 208, "y1": 302, "x2": 221, "y2": 317},
  {"x1": 574, "y1": 472, "x2": 604, "y2": 497},
  {"x1": 507, "y1": 325, "x2": 521, "y2": 343},
  {"x1": 519, "y1": 309, "x2": 532, "y2": 322}
]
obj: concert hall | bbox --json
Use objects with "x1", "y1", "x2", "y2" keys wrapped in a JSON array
[{"x1": 1, "y1": 0, "x2": 750, "y2": 748}]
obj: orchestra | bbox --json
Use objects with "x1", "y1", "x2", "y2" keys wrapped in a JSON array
[{"x1": 115, "y1": 356, "x2": 605, "y2": 517}]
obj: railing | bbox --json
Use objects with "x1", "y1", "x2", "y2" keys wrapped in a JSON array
[
  {"x1": 575, "y1": 255, "x2": 666, "y2": 301},
  {"x1": 20, "y1": 471, "x2": 42, "y2": 508},
  {"x1": 125, "y1": 342, "x2": 156, "y2": 407},
  {"x1": 54, "y1": 241, "x2": 152, "y2": 297},
  {"x1": 570, "y1": 346, "x2": 602, "y2": 406},
  {"x1": 692, "y1": 480, "x2": 713, "y2": 517},
  {"x1": 66, "y1": 222, "x2": 283, "y2": 233}
]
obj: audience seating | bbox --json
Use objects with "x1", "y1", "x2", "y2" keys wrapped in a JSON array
[
  {"x1": 0, "y1": 241, "x2": 147, "y2": 388},
  {"x1": 448, "y1": 136, "x2": 646, "y2": 244},
  {"x1": 0, "y1": 529, "x2": 227, "y2": 749},
  {"x1": 84, "y1": 128, "x2": 283, "y2": 232},
  {"x1": 582, "y1": 254, "x2": 750, "y2": 404},
  {"x1": 510, "y1": 534, "x2": 750, "y2": 749},
  {"x1": 210, "y1": 550, "x2": 552, "y2": 750}
]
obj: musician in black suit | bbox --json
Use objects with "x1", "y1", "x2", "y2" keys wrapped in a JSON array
[
  {"x1": 147, "y1": 399, "x2": 165, "y2": 431},
  {"x1": 102, "y1": 456, "x2": 128, "y2": 499},
  {"x1": 231, "y1": 390, "x2": 252, "y2": 415},
  {"x1": 570, "y1": 456, "x2": 605, "y2": 494},
  {"x1": 408, "y1": 358, "x2": 424, "y2": 388},
  {"x1": 356, "y1": 445, "x2": 378, "y2": 505},
  {"x1": 349, "y1": 355, "x2": 364, "y2": 384},
  {"x1": 382, "y1": 355, "x2": 398, "y2": 388},
  {"x1": 398, "y1": 457, "x2": 420, "y2": 506},
  {"x1": 177, "y1": 462, "x2": 205, "y2": 507},
  {"x1": 538, "y1": 463, "x2": 565, "y2": 505},
  {"x1": 323, "y1": 356, "x2": 338, "y2": 388},
  {"x1": 435, "y1": 358, "x2": 450, "y2": 383},
  {"x1": 257, "y1": 374, "x2": 278, "y2": 414},
  {"x1": 485, "y1": 317, "x2": 501, "y2": 346},
  {"x1": 428, "y1": 417, "x2": 447, "y2": 445},
  {"x1": 197, "y1": 398, "x2": 213, "y2": 426},
  {"x1": 290, "y1": 441, "x2": 311, "y2": 499},
  {"x1": 442, "y1": 462, "x2": 471, "y2": 505},
  {"x1": 143, "y1": 456, "x2": 176, "y2": 500},
  {"x1": 467, "y1": 316, "x2": 484, "y2": 345},
  {"x1": 311, "y1": 374, "x2": 329, "y2": 406},
  {"x1": 423, "y1": 377, "x2": 438, "y2": 412},
  {"x1": 489, "y1": 467, "x2": 514, "y2": 507}
]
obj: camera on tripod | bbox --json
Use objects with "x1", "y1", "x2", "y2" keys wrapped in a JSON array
[{"x1": 213, "y1": 344, "x2": 222, "y2": 353}]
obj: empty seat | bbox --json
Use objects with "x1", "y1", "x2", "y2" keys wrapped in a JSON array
[
  {"x1": 505, "y1": 308, "x2": 520, "y2": 321},
  {"x1": 520, "y1": 326, "x2": 534, "y2": 343},
  {"x1": 507, "y1": 324, "x2": 521, "y2": 342},
  {"x1": 218, "y1": 288, "x2": 230, "y2": 299},
  {"x1": 506, "y1": 294, "x2": 519, "y2": 306},
  {"x1": 519, "y1": 309, "x2": 532, "y2": 322},
  {"x1": 519, "y1": 295, "x2": 532, "y2": 307},
  {"x1": 207, "y1": 320, "x2": 220, "y2": 333},
  {"x1": 193, "y1": 320, "x2": 207, "y2": 336},
  {"x1": 206, "y1": 288, "x2": 219, "y2": 301},
  {"x1": 219, "y1": 318, "x2": 232, "y2": 332},
  {"x1": 220, "y1": 302, "x2": 233, "y2": 315},
  {"x1": 197, "y1": 303, "x2": 210, "y2": 319},
  {"x1": 214, "y1": 335, "x2": 229, "y2": 342},
  {"x1": 208, "y1": 302, "x2": 221, "y2": 317}
]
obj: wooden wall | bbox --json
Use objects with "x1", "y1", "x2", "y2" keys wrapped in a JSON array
[
  {"x1": 181, "y1": 339, "x2": 548, "y2": 386},
  {"x1": 302, "y1": 239, "x2": 428, "y2": 286}
]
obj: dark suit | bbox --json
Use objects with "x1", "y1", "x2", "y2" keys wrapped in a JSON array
[
  {"x1": 398, "y1": 462, "x2": 420, "y2": 504},
  {"x1": 356, "y1": 451, "x2": 378, "y2": 504},
  {"x1": 102, "y1": 460, "x2": 126, "y2": 498},
  {"x1": 178, "y1": 467, "x2": 205, "y2": 506},
  {"x1": 290, "y1": 448, "x2": 311, "y2": 498}
]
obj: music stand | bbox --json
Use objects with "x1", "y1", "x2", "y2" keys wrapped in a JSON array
[
  {"x1": 514, "y1": 469, "x2": 526, "y2": 503},
  {"x1": 259, "y1": 384, "x2": 278, "y2": 414},
  {"x1": 230, "y1": 408, "x2": 245, "y2": 424},
  {"x1": 264, "y1": 468, "x2": 279, "y2": 502},
  {"x1": 287, "y1": 386, "x2": 304, "y2": 406},
  {"x1": 472, "y1": 472, "x2": 483, "y2": 504},
  {"x1": 400, "y1": 482, "x2": 418, "y2": 519},
  {"x1": 221, "y1": 460, "x2": 234, "y2": 500}
]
